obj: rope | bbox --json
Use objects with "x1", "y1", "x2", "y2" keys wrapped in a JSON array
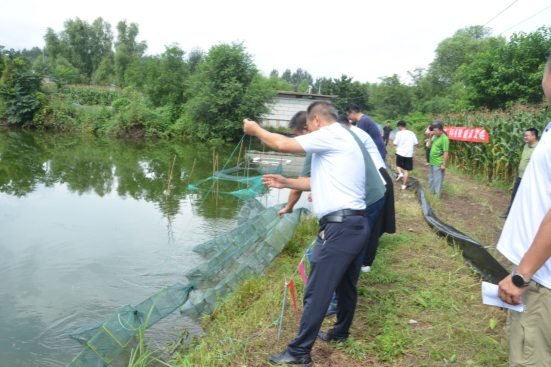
[{"x1": 138, "y1": 134, "x2": 247, "y2": 303}]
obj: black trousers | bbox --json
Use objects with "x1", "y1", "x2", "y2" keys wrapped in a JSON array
[
  {"x1": 384, "y1": 136, "x2": 390, "y2": 146},
  {"x1": 287, "y1": 214, "x2": 369, "y2": 356},
  {"x1": 363, "y1": 168, "x2": 396, "y2": 267},
  {"x1": 426, "y1": 147, "x2": 431, "y2": 163},
  {"x1": 505, "y1": 177, "x2": 522, "y2": 215}
]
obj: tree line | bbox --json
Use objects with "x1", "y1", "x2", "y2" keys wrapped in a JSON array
[{"x1": 0, "y1": 18, "x2": 550, "y2": 140}]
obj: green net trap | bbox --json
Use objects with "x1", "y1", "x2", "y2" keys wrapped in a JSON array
[
  {"x1": 188, "y1": 163, "x2": 284, "y2": 201},
  {"x1": 181, "y1": 207, "x2": 304, "y2": 316},
  {"x1": 67, "y1": 195, "x2": 306, "y2": 366}
]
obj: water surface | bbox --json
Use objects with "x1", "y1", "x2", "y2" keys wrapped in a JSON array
[{"x1": 0, "y1": 129, "x2": 297, "y2": 366}]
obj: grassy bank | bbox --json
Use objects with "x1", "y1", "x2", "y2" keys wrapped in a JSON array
[{"x1": 165, "y1": 181, "x2": 508, "y2": 366}]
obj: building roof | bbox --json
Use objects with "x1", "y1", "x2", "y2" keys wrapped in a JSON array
[{"x1": 276, "y1": 91, "x2": 338, "y2": 100}]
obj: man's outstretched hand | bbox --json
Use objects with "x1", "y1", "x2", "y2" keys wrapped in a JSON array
[
  {"x1": 243, "y1": 119, "x2": 261, "y2": 136},
  {"x1": 262, "y1": 174, "x2": 288, "y2": 189}
]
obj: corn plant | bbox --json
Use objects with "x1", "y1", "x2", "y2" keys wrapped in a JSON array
[{"x1": 442, "y1": 104, "x2": 550, "y2": 183}]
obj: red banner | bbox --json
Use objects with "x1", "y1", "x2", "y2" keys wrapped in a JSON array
[{"x1": 425, "y1": 126, "x2": 489, "y2": 143}]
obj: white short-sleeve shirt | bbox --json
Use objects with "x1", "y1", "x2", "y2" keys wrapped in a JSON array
[
  {"x1": 497, "y1": 122, "x2": 551, "y2": 288},
  {"x1": 393, "y1": 130, "x2": 418, "y2": 158},
  {"x1": 351, "y1": 126, "x2": 386, "y2": 169},
  {"x1": 295, "y1": 123, "x2": 366, "y2": 218}
]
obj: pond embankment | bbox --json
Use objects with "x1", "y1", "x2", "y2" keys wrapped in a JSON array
[{"x1": 170, "y1": 162, "x2": 511, "y2": 366}]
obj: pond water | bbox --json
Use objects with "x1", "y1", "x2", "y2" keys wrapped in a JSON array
[{"x1": 0, "y1": 128, "x2": 306, "y2": 367}]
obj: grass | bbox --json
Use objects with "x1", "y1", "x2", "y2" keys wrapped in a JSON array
[{"x1": 166, "y1": 188, "x2": 509, "y2": 366}]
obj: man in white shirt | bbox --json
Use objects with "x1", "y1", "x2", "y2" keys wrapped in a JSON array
[
  {"x1": 277, "y1": 111, "x2": 311, "y2": 218},
  {"x1": 393, "y1": 120, "x2": 418, "y2": 189},
  {"x1": 323, "y1": 115, "x2": 394, "y2": 317},
  {"x1": 243, "y1": 101, "x2": 385, "y2": 366},
  {"x1": 497, "y1": 51, "x2": 551, "y2": 367}
]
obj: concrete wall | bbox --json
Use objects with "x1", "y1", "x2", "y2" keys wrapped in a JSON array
[
  {"x1": 261, "y1": 96, "x2": 315, "y2": 128},
  {"x1": 260, "y1": 93, "x2": 335, "y2": 129}
]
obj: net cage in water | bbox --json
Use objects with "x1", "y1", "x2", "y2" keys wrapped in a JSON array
[
  {"x1": 181, "y1": 207, "x2": 304, "y2": 316},
  {"x1": 187, "y1": 163, "x2": 284, "y2": 201},
  {"x1": 67, "y1": 197, "x2": 305, "y2": 366},
  {"x1": 186, "y1": 203, "x2": 284, "y2": 280}
]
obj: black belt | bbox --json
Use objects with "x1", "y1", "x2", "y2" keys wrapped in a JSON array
[{"x1": 318, "y1": 209, "x2": 365, "y2": 226}]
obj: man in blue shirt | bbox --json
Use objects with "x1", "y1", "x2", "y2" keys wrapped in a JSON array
[{"x1": 346, "y1": 103, "x2": 387, "y2": 161}]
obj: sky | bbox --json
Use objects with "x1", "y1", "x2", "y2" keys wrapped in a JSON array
[{"x1": 1, "y1": 0, "x2": 550, "y2": 84}]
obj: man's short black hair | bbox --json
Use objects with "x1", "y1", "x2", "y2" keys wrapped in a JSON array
[
  {"x1": 526, "y1": 127, "x2": 539, "y2": 140},
  {"x1": 307, "y1": 101, "x2": 337, "y2": 122},
  {"x1": 345, "y1": 103, "x2": 360, "y2": 114},
  {"x1": 432, "y1": 119, "x2": 444, "y2": 131},
  {"x1": 288, "y1": 111, "x2": 307, "y2": 132},
  {"x1": 397, "y1": 120, "x2": 406, "y2": 128},
  {"x1": 386, "y1": 121, "x2": 391, "y2": 124},
  {"x1": 337, "y1": 114, "x2": 350, "y2": 125}
]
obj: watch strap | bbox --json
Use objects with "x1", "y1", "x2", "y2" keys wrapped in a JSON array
[{"x1": 512, "y1": 269, "x2": 531, "y2": 288}]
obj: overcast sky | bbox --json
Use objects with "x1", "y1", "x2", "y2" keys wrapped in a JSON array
[{"x1": 1, "y1": 0, "x2": 550, "y2": 84}]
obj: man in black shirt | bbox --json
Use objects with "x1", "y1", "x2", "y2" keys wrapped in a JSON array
[
  {"x1": 346, "y1": 103, "x2": 387, "y2": 160},
  {"x1": 382, "y1": 121, "x2": 393, "y2": 146}
]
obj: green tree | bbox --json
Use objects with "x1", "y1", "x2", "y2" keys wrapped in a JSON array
[
  {"x1": 458, "y1": 26, "x2": 551, "y2": 110},
  {"x1": 187, "y1": 47, "x2": 204, "y2": 75},
  {"x1": 185, "y1": 41, "x2": 276, "y2": 140},
  {"x1": 263, "y1": 75, "x2": 294, "y2": 92},
  {"x1": 429, "y1": 25, "x2": 493, "y2": 88},
  {"x1": 49, "y1": 66, "x2": 75, "y2": 90},
  {"x1": 125, "y1": 44, "x2": 189, "y2": 105},
  {"x1": 313, "y1": 75, "x2": 371, "y2": 113},
  {"x1": 44, "y1": 17, "x2": 113, "y2": 78},
  {"x1": 0, "y1": 56, "x2": 43, "y2": 124},
  {"x1": 297, "y1": 78, "x2": 310, "y2": 93},
  {"x1": 371, "y1": 74, "x2": 413, "y2": 119},
  {"x1": 113, "y1": 20, "x2": 147, "y2": 87}
]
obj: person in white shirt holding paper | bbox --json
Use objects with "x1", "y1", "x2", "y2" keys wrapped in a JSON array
[
  {"x1": 497, "y1": 51, "x2": 551, "y2": 367},
  {"x1": 392, "y1": 120, "x2": 418, "y2": 190}
]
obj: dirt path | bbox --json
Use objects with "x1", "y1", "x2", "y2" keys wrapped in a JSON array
[{"x1": 387, "y1": 143, "x2": 514, "y2": 269}]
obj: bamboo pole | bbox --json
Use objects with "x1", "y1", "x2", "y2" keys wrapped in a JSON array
[
  {"x1": 236, "y1": 140, "x2": 244, "y2": 191},
  {"x1": 216, "y1": 154, "x2": 219, "y2": 208},
  {"x1": 166, "y1": 154, "x2": 177, "y2": 200},
  {"x1": 278, "y1": 275, "x2": 288, "y2": 341},
  {"x1": 187, "y1": 158, "x2": 197, "y2": 185},
  {"x1": 213, "y1": 147, "x2": 216, "y2": 175}
]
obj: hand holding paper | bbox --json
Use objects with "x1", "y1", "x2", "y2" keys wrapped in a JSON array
[{"x1": 482, "y1": 281, "x2": 525, "y2": 312}]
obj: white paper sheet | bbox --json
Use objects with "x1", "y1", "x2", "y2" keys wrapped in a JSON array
[{"x1": 482, "y1": 281, "x2": 525, "y2": 312}]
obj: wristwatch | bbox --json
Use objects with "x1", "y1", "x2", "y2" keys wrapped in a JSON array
[{"x1": 511, "y1": 269, "x2": 531, "y2": 288}]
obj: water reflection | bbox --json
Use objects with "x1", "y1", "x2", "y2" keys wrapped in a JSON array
[
  {"x1": 0, "y1": 128, "x2": 272, "y2": 367},
  {"x1": 0, "y1": 128, "x2": 265, "y2": 219}
]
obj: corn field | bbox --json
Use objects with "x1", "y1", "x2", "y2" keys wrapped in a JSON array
[{"x1": 442, "y1": 104, "x2": 550, "y2": 183}]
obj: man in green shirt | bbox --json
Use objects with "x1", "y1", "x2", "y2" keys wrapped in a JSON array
[
  {"x1": 427, "y1": 120, "x2": 449, "y2": 198},
  {"x1": 500, "y1": 128, "x2": 539, "y2": 219}
]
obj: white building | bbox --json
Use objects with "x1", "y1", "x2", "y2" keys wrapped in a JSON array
[{"x1": 261, "y1": 91, "x2": 338, "y2": 128}]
